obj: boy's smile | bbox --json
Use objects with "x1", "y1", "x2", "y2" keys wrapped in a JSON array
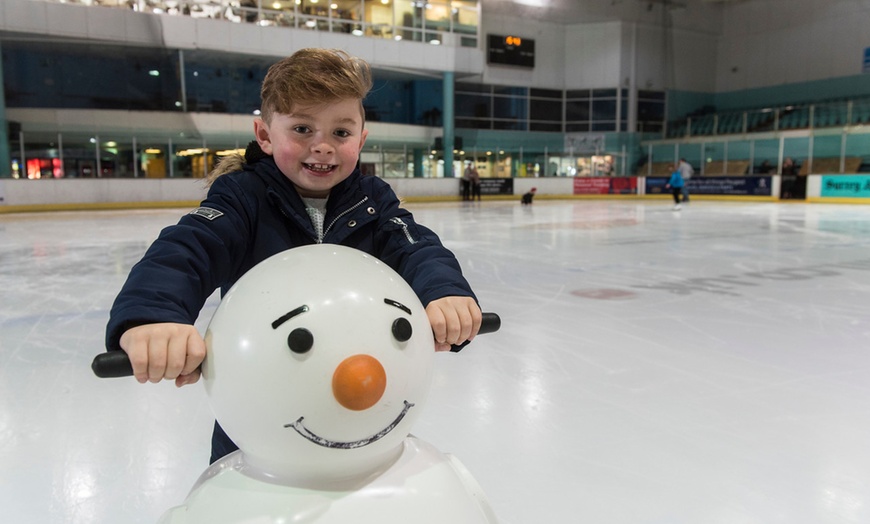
[
  {"x1": 255, "y1": 98, "x2": 368, "y2": 198},
  {"x1": 305, "y1": 163, "x2": 335, "y2": 173}
]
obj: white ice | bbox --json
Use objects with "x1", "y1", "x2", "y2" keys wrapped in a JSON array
[{"x1": 2, "y1": 200, "x2": 870, "y2": 523}]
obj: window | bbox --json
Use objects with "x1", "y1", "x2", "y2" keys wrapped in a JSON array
[
  {"x1": 530, "y1": 99, "x2": 562, "y2": 122},
  {"x1": 455, "y1": 83, "x2": 533, "y2": 131},
  {"x1": 637, "y1": 90, "x2": 666, "y2": 133},
  {"x1": 455, "y1": 94, "x2": 491, "y2": 118}
]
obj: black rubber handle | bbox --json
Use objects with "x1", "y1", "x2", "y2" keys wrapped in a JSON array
[
  {"x1": 91, "y1": 350, "x2": 134, "y2": 378},
  {"x1": 480, "y1": 312, "x2": 501, "y2": 334},
  {"x1": 449, "y1": 312, "x2": 501, "y2": 352},
  {"x1": 92, "y1": 312, "x2": 501, "y2": 377}
]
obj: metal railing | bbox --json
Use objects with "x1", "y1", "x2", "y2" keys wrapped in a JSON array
[{"x1": 45, "y1": 0, "x2": 480, "y2": 47}]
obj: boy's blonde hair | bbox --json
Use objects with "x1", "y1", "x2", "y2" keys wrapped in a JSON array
[
  {"x1": 207, "y1": 48, "x2": 372, "y2": 185},
  {"x1": 260, "y1": 48, "x2": 372, "y2": 123}
]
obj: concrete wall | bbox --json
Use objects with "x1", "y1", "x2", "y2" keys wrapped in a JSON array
[
  {"x1": 482, "y1": 1, "x2": 722, "y2": 93},
  {"x1": 717, "y1": 0, "x2": 870, "y2": 92},
  {"x1": 5, "y1": 0, "x2": 867, "y2": 95}
]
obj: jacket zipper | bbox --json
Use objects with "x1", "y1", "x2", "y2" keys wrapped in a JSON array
[
  {"x1": 320, "y1": 196, "x2": 369, "y2": 243},
  {"x1": 390, "y1": 217, "x2": 418, "y2": 245}
]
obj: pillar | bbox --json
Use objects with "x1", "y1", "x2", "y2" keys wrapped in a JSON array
[{"x1": 442, "y1": 71, "x2": 454, "y2": 177}]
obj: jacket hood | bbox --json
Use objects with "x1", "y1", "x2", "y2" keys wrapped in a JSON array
[{"x1": 206, "y1": 141, "x2": 267, "y2": 186}]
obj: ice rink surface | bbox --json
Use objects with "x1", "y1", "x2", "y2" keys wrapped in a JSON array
[{"x1": 3, "y1": 199, "x2": 870, "y2": 523}]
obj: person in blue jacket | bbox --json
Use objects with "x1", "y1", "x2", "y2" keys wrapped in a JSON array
[
  {"x1": 665, "y1": 165, "x2": 684, "y2": 210},
  {"x1": 105, "y1": 48, "x2": 482, "y2": 464}
]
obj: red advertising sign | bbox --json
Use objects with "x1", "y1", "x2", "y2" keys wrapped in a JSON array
[
  {"x1": 573, "y1": 178, "x2": 611, "y2": 194},
  {"x1": 610, "y1": 177, "x2": 637, "y2": 194},
  {"x1": 573, "y1": 177, "x2": 637, "y2": 195}
]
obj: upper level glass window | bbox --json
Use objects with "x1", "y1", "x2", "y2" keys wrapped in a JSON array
[
  {"x1": 55, "y1": 0, "x2": 478, "y2": 46},
  {"x1": 531, "y1": 99, "x2": 563, "y2": 122},
  {"x1": 531, "y1": 88, "x2": 562, "y2": 100}
]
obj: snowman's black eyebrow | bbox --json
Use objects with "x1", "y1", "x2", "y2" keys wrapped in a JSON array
[
  {"x1": 384, "y1": 298, "x2": 411, "y2": 315},
  {"x1": 272, "y1": 305, "x2": 309, "y2": 329}
]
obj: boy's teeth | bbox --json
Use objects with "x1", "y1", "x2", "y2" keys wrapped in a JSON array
[{"x1": 307, "y1": 163, "x2": 332, "y2": 172}]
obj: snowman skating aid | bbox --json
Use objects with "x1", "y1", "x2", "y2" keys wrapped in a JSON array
[{"x1": 95, "y1": 244, "x2": 500, "y2": 523}]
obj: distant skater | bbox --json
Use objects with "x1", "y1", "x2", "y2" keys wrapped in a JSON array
[
  {"x1": 468, "y1": 163, "x2": 481, "y2": 201},
  {"x1": 665, "y1": 166, "x2": 684, "y2": 211},
  {"x1": 521, "y1": 187, "x2": 537, "y2": 205},
  {"x1": 461, "y1": 161, "x2": 473, "y2": 201},
  {"x1": 677, "y1": 158, "x2": 694, "y2": 203}
]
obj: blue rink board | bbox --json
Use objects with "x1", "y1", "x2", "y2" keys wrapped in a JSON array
[{"x1": 646, "y1": 176, "x2": 773, "y2": 196}]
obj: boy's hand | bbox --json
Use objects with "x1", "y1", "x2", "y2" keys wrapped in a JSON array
[
  {"x1": 425, "y1": 297, "x2": 482, "y2": 352},
  {"x1": 119, "y1": 323, "x2": 206, "y2": 387}
]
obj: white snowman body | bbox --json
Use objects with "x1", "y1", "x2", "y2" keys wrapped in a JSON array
[{"x1": 158, "y1": 245, "x2": 497, "y2": 523}]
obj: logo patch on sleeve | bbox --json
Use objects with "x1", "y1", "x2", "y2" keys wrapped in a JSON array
[{"x1": 189, "y1": 207, "x2": 224, "y2": 221}]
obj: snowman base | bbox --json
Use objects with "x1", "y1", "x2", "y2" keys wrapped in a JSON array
[{"x1": 159, "y1": 435, "x2": 498, "y2": 523}]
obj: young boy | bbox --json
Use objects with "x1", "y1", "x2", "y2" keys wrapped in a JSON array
[{"x1": 105, "y1": 48, "x2": 482, "y2": 463}]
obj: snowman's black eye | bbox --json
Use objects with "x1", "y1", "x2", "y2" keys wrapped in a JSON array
[
  {"x1": 391, "y1": 318, "x2": 412, "y2": 342},
  {"x1": 288, "y1": 328, "x2": 314, "y2": 354}
]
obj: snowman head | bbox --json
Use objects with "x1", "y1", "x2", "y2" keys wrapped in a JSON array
[{"x1": 202, "y1": 245, "x2": 434, "y2": 486}]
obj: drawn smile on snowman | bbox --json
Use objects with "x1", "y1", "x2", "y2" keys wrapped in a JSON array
[
  {"x1": 275, "y1": 298, "x2": 419, "y2": 450},
  {"x1": 286, "y1": 400, "x2": 415, "y2": 449}
]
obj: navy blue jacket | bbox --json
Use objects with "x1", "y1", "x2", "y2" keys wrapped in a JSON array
[
  {"x1": 106, "y1": 149, "x2": 476, "y2": 351},
  {"x1": 105, "y1": 146, "x2": 476, "y2": 462}
]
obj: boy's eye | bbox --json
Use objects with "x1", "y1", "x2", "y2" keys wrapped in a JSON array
[
  {"x1": 334, "y1": 129, "x2": 351, "y2": 138},
  {"x1": 293, "y1": 125, "x2": 310, "y2": 133},
  {"x1": 391, "y1": 318, "x2": 412, "y2": 343},
  {"x1": 288, "y1": 328, "x2": 314, "y2": 354}
]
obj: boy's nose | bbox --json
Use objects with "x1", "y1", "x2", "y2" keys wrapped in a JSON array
[{"x1": 311, "y1": 138, "x2": 335, "y2": 155}]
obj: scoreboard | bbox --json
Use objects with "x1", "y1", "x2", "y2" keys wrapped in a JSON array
[{"x1": 487, "y1": 34, "x2": 535, "y2": 68}]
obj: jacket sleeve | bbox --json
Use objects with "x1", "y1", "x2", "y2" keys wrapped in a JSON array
[
  {"x1": 368, "y1": 180, "x2": 477, "y2": 307},
  {"x1": 104, "y1": 175, "x2": 255, "y2": 351}
]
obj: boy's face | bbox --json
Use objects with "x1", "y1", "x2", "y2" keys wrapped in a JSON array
[{"x1": 254, "y1": 98, "x2": 368, "y2": 198}]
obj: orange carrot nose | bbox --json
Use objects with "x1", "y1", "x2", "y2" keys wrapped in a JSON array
[{"x1": 332, "y1": 354, "x2": 387, "y2": 411}]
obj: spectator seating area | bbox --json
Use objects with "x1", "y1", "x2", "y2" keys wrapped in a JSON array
[
  {"x1": 639, "y1": 162, "x2": 677, "y2": 176},
  {"x1": 667, "y1": 97, "x2": 870, "y2": 139},
  {"x1": 702, "y1": 160, "x2": 752, "y2": 176},
  {"x1": 636, "y1": 160, "x2": 751, "y2": 176},
  {"x1": 799, "y1": 157, "x2": 862, "y2": 175}
]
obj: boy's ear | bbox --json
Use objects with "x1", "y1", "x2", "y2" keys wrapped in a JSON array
[
  {"x1": 358, "y1": 128, "x2": 368, "y2": 155},
  {"x1": 253, "y1": 118, "x2": 274, "y2": 155}
]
